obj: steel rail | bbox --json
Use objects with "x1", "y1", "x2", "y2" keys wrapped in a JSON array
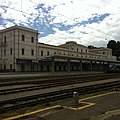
[
  {"x1": 0, "y1": 80, "x2": 120, "y2": 113},
  {"x1": 1, "y1": 74, "x2": 120, "y2": 95},
  {"x1": 0, "y1": 73, "x2": 118, "y2": 86}
]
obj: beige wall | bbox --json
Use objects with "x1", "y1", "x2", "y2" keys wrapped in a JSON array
[
  {"x1": 0, "y1": 26, "x2": 38, "y2": 70},
  {"x1": 38, "y1": 42, "x2": 116, "y2": 61},
  {"x1": 14, "y1": 29, "x2": 38, "y2": 59},
  {"x1": 0, "y1": 26, "x2": 117, "y2": 71},
  {"x1": 59, "y1": 41, "x2": 89, "y2": 53}
]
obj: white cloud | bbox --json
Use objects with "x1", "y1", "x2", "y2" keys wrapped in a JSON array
[{"x1": 0, "y1": 0, "x2": 120, "y2": 47}]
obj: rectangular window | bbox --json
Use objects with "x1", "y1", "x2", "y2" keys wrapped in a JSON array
[
  {"x1": 41, "y1": 51, "x2": 43, "y2": 56},
  {"x1": 22, "y1": 35, "x2": 25, "y2": 41},
  {"x1": 31, "y1": 50, "x2": 34, "y2": 56},
  {"x1": 31, "y1": 37, "x2": 34, "y2": 43},
  {"x1": 10, "y1": 48, "x2": 12, "y2": 55},
  {"x1": 22, "y1": 48, "x2": 24, "y2": 55},
  {"x1": 4, "y1": 65, "x2": 6, "y2": 70},
  {"x1": 4, "y1": 49, "x2": 6, "y2": 56},
  {"x1": 47, "y1": 65, "x2": 50, "y2": 72},
  {"x1": 10, "y1": 64, "x2": 12, "y2": 70},
  {"x1": 47, "y1": 51, "x2": 49, "y2": 56},
  {"x1": 77, "y1": 48, "x2": 78, "y2": 52},
  {"x1": 4, "y1": 36, "x2": 6, "y2": 45}
]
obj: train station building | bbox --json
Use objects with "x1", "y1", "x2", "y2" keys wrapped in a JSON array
[{"x1": 0, "y1": 26, "x2": 118, "y2": 72}]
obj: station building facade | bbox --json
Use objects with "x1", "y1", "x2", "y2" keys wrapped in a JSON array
[{"x1": 0, "y1": 26, "x2": 118, "y2": 72}]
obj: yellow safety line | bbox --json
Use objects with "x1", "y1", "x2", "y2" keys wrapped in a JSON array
[
  {"x1": 63, "y1": 101, "x2": 95, "y2": 111},
  {"x1": 3, "y1": 105, "x2": 61, "y2": 120},
  {"x1": 80, "y1": 91, "x2": 115, "y2": 101},
  {"x1": 63, "y1": 106, "x2": 78, "y2": 111},
  {"x1": 63, "y1": 92, "x2": 116, "y2": 111},
  {"x1": 3, "y1": 91, "x2": 116, "y2": 120},
  {"x1": 77, "y1": 101, "x2": 95, "y2": 110}
]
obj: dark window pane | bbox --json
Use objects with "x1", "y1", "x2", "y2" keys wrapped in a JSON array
[
  {"x1": 22, "y1": 35, "x2": 25, "y2": 41},
  {"x1": 41, "y1": 51, "x2": 43, "y2": 56},
  {"x1": 31, "y1": 50, "x2": 34, "y2": 56},
  {"x1": 4, "y1": 36, "x2": 6, "y2": 44},
  {"x1": 10, "y1": 64, "x2": 12, "y2": 69},
  {"x1": 22, "y1": 48, "x2": 24, "y2": 55},
  {"x1": 10, "y1": 48, "x2": 12, "y2": 55},
  {"x1": 4, "y1": 49, "x2": 6, "y2": 55},
  {"x1": 31, "y1": 37, "x2": 34, "y2": 43},
  {"x1": 47, "y1": 51, "x2": 49, "y2": 55}
]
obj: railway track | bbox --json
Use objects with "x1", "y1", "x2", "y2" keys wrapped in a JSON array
[
  {"x1": 1, "y1": 73, "x2": 120, "y2": 95},
  {"x1": 0, "y1": 73, "x2": 115, "y2": 87},
  {"x1": 0, "y1": 78, "x2": 120, "y2": 113},
  {"x1": 0, "y1": 72, "x2": 103, "y2": 81}
]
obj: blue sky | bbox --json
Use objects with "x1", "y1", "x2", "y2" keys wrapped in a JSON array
[{"x1": 0, "y1": 0, "x2": 120, "y2": 47}]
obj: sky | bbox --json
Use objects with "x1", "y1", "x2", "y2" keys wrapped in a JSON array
[{"x1": 0, "y1": 0, "x2": 120, "y2": 47}]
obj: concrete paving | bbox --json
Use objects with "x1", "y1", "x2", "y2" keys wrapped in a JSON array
[
  {"x1": 3, "y1": 92, "x2": 120, "y2": 120},
  {"x1": 0, "y1": 72, "x2": 103, "y2": 80},
  {"x1": 105, "y1": 115, "x2": 120, "y2": 120},
  {"x1": 40, "y1": 92, "x2": 120, "y2": 120}
]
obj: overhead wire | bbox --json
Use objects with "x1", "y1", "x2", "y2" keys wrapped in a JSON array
[
  {"x1": 21, "y1": 0, "x2": 22, "y2": 12},
  {"x1": 0, "y1": 3, "x2": 68, "y2": 39},
  {"x1": 0, "y1": 1, "x2": 79, "y2": 43},
  {"x1": 0, "y1": 1, "x2": 109, "y2": 40},
  {"x1": 0, "y1": 0, "x2": 117, "y2": 41},
  {"x1": 0, "y1": 1, "x2": 103, "y2": 40},
  {"x1": 27, "y1": 0, "x2": 117, "y2": 41},
  {"x1": 51, "y1": 9, "x2": 116, "y2": 40},
  {"x1": 0, "y1": 4, "x2": 32, "y2": 16}
]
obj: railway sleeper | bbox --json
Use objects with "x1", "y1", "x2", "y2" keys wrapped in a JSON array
[{"x1": 0, "y1": 82, "x2": 120, "y2": 113}]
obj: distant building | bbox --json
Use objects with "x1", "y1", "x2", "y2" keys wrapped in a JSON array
[{"x1": 0, "y1": 26, "x2": 118, "y2": 72}]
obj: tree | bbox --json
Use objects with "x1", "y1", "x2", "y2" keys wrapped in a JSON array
[
  {"x1": 116, "y1": 41, "x2": 120, "y2": 50},
  {"x1": 114, "y1": 49, "x2": 120, "y2": 60},
  {"x1": 107, "y1": 40, "x2": 120, "y2": 60},
  {"x1": 107, "y1": 40, "x2": 117, "y2": 55}
]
